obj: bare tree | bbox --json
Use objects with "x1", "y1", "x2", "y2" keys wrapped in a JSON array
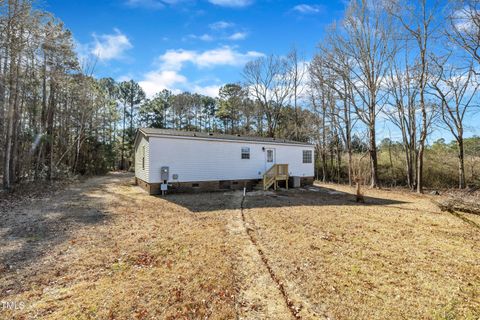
[
  {"x1": 385, "y1": 41, "x2": 419, "y2": 189},
  {"x1": 308, "y1": 57, "x2": 333, "y2": 182},
  {"x1": 287, "y1": 47, "x2": 307, "y2": 140},
  {"x1": 446, "y1": 0, "x2": 480, "y2": 66},
  {"x1": 243, "y1": 55, "x2": 292, "y2": 137},
  {"x1": 430, "y1": 57, "x2": 479, "y2": 188},
  {"x1": 314, "y1": 36, "x2": 355, "y2": 185},
  {"x1": 119, "y1": 80, "x2": 145, "y2": 170},
  {"x1": 332, "y1": 0, "x2": 395, "y2": 188},
  {"x1": 3, "y1": 0, "x2": 31, "y2": 189},
  {"x1": 388, "y1": 0, "x2": 438, "y2": 193}
]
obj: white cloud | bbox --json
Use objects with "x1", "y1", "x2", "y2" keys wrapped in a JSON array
[
  {"x1": 452, "y1": 8, "x2": 477, "y2": 32},
  {"x1": 91, "y1": 29, "x2": 132, "y2": 61},
  {"x1": 125, "y1": 0, "x2": 185, "y2": 9},
  {"x1": 117, "y1": 74, "x2": 135, "y2": 82},
  {"x1": 158, "y1": 46, "x2": 263, "y2": 70},
  {"x1": 74, "y1": 39, "x2": 91, "y2": 63},
  {"x1": 139, "y1": 46, "x2": 264, "y2": 97},
  {"x1": 209, "y1": 20, "x2": 235, "y2": 30},
  {"x1": 139, "y1": 70, "x2": 187, "y2": 96},
  {"x1": 192, "y1": 84, "x2": 222, "y2": 97},
  {"x1": 195, "y1": 47, "x2": 262, "y2": 67},
  {"x1": 188, "y1": 33, "x2": 215, "y2": 41},
  {"x1": 186, "y1": 30, "x2": 247, "y2": 42},
  {"x1": 157, "y1": 49, "x2": 196, "y2": 71},
  {"x1": 126, "y1": 0, "x2": 165, "y2": 9},
  {"x1": 208, "y1": 0, "x2": 252, "y2": 8},
  {"x1": 227, "y1": 31, "x2": 247, "y2": 40},
  {"x1": 139, "y1": 69, "x2": 220, "y2": 97},
  {"x1": 293, "y1": 4, "x2": 324, "y2": 14}
]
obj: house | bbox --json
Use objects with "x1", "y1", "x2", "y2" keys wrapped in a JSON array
[{"x1": 134, "y1": 128, "x2": 315, "y2": 194}]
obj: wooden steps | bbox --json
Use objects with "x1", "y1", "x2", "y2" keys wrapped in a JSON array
[{"x1": 263, "y1": 164, "x2": 289, "y2": 191}]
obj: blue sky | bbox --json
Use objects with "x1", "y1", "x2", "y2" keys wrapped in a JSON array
[
  {"x1": 44, "y1": 0, "x2": 478, "y2": 142},
  {"x1": 46, "y1": 0, "x2": 343, "y2": 97}
]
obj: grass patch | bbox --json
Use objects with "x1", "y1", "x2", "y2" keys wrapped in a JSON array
[{"x1": 1, "y1": 174, "x2": 478, "y2": 319}]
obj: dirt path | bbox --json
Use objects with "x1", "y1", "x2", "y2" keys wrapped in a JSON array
[
  {"x1": 5, "y1": 175, "x2": 474, "y2": 319},
  {"x1": 1, "y1": 173, "x2": 308, "y2": 319},
  {"x1": 0, "y1": 174, "x2": 121, "y2": 272},
  {"x1": 225, "y1": 192, "x2": 293, "y2": 319},
  {"x1": 223, "y1": 191, "x2": 330, "y2": 320}
]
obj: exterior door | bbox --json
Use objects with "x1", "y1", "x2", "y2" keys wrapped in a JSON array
[{"x1": 265, "y1": 148, "x2": 275, "y2": 168}]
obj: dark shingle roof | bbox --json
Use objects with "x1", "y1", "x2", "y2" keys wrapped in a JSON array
[{"x1": 138, "y1": 128, "x2": 312, "y2": 146}]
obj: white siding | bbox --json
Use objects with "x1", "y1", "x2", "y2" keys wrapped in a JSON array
[
  {"x1": 148, "y1": 136, "x2": 314, "y2": 183},
  {"x1": 135, "y1": 135, "x2": 150, "y2": 182}
]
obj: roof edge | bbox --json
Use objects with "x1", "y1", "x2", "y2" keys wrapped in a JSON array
[{"x1": 138, "y1": 128, "x2": 314, "y2": 147}]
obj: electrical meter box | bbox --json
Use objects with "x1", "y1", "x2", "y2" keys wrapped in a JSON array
[{"x1": 160, "y1": 167, "x2": 169, "y2": 181}]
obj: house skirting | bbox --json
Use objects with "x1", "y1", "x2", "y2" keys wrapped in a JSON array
[
  {"x1": 297, "y1": 176, "x2": 314, "y2": 186},
  {"x1": 135, "y1": 176, "x2": 314, "y2": 195}
]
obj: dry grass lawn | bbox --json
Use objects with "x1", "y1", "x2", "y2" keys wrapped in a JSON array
[{"x1": 0, "y1": 173, "x2": 479, "y2": 319}]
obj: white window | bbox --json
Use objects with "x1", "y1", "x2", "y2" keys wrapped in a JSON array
[
  {"x1": 142, "y1": 146, "x2": 146, "y2": 169},
  {"x1": 241, "y1": 147, "x2": 250, "y2": 159},
  {"x1": 303, "y1": 150, "x2": 312, "y2": 163},
  {"x1": 267, "y1": 149, "x2": 274, "y2": 163}
]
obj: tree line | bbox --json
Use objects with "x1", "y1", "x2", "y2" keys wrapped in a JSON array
[
  {"x1": 307, "y1": 0, "x2": 480, "y2": 192},
  {"x1": 1, "y1": 0, "x2": 480, "y2": 192}
]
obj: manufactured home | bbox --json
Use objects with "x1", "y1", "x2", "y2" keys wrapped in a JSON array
[{"x1": 134, "y1": 128, "x2": 315, "y2": 194}]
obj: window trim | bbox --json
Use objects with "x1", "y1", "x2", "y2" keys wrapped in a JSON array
[
  {"x1": 266, "y1": 149, "x2": 274, "y2": 163},
  {"x1": 142, "y1": 145, "x2": 146, "y2": 169},
  {"x1": 302, "y1": 150, "x2": 312, "y2": 164},
  {"x1": 241, "y1": 147, "x2": 250, "y2": 160}
]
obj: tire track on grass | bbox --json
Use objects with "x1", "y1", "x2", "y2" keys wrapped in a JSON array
[
  {"x1": 239, "y1": 195, "x2": 302, "y2": 320},
  {"x1": 225, "y1": 193, "x2": 291, "y2": 319}
]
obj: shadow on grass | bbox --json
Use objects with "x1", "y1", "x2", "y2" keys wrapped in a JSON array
[
  {"x1": 0, "y1": 174, "x2": 125, "y2": 289},
  {"x1": 159, "y1": 185, "x2": 407, "y2": 213},
  {"x1": 448, "y1": 211, "x2": 480, "y2": 230}
]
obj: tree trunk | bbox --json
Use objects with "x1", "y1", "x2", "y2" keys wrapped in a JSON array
[
  {"x1": 369, "y1": 123, "x2": 379, "y2": 188},
  {"x1": 120, "y1": 102, "x2": 126, "y2": 170},
  {"x1": 344, "y1": 99, "x2": 353, "y2": 186},
  {"x1": 3, "y1": 61, "x2": 16, "y2": 190},
  {"x1": 347, "y1": 147, "x2": 353, "y2": 186},
  {"x1": 46, "y1": 80, "x2": 56, "y2": 180},
  {"x1": 417, "y1": 107, "x2": 427, "y2": 193},
  {"x1": 404, "y1": 146, "x2": 413, "y2": 189},
  {"x1": 336, "y1": 141, "x2": 341, "y2": 183},
  {"x1": 458, "y1": 136, "x2": 466, "y2": 189},
  {"x1": 0, "y1": 56, "x2": 7, "y2": 171},
  {"x1": 10, "y1": 61, "x2": 21, "y2": 184},
  {"x1": 417, "y1": 143, "x2": 425, "y2": 193},
  {"x1": 388, "y1": 140, "x2": 394, "y2": 185}
]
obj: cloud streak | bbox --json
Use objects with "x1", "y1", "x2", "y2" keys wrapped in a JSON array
[
  {"x1": 125, "y1": 0, "x2": 187, "y2": 9},
  {"x1": 139, "y1": 46, "x2": 264, "y2": 97},
  {"x1": 91, "y1": 29, "x2": 133, "y2": 61},
  {"x1": 227, "y1": 31, "x2": 247, "y2": 40},
  {"x1": 209, "y1": 20, "x2": 235, "y2": 30},
  {"x1": 208, "y1": 0, "x2": 252, "y2": 8},
  {"x1": 126, "y1": 0, "x2": 165, "y2": 9},
  {"x1": 292, "y1": 4, "x2": 325, "y2": 14},
  {"x1": 157, "y1": 46, "x2": 263, "y2": 70}
]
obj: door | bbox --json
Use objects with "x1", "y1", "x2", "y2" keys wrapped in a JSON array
[{"x1": 265, "y1": 148, "x2": 276, "y2": 168}]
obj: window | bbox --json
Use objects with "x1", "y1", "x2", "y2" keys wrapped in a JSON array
[
  {"x1": 241, "y1": 147, "x2": 250, "y2": 159},
  {"x1": 267, "y1": 149, "x2": 274, "y2": 163},
  {"x1": 303, "y1": 150, "x2": 312, "y2": 163},
  {"x1": 142, "y1": 146, "x2": 146, "y2": 169}
]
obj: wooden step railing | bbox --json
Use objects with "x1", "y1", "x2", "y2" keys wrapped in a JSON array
[{"x1": 263, "y1": 164, "x2": 289, "y2": 191}]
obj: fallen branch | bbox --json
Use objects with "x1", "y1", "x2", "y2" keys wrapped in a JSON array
[{"x1": 435, "y1": 197, "x2": 480, "y2": 215}]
